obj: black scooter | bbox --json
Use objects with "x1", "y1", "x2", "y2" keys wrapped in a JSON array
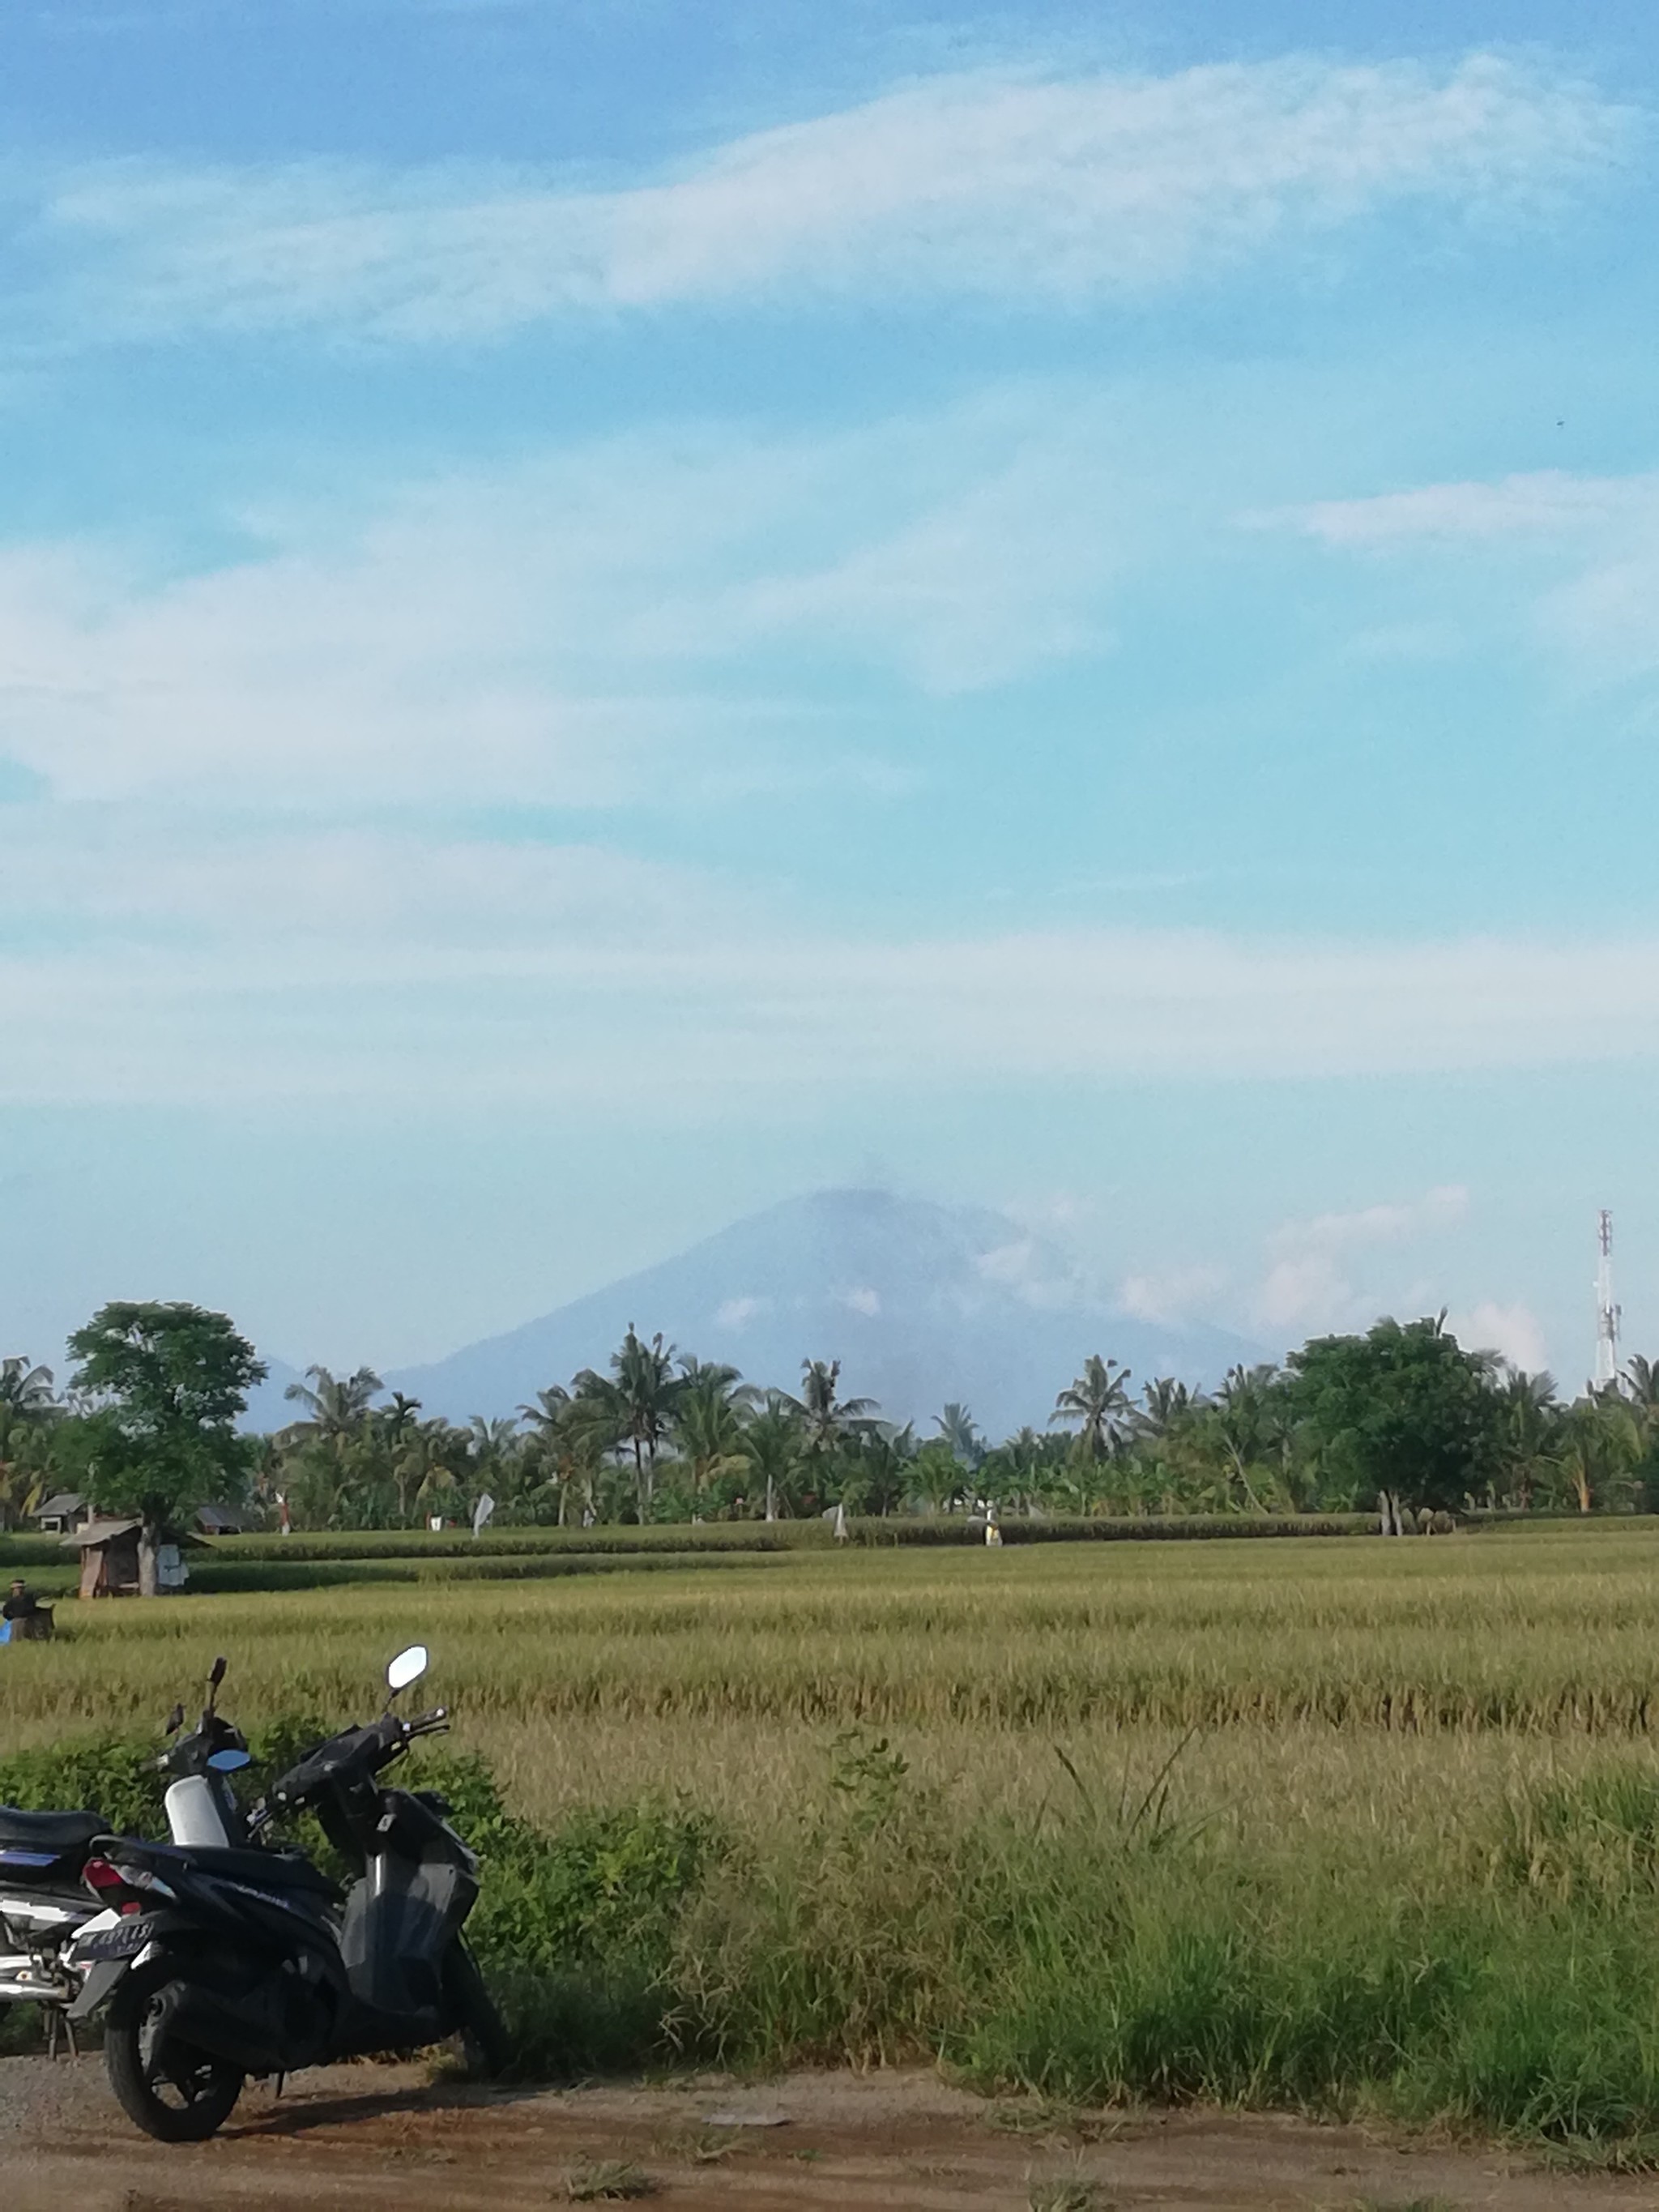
[{"x1": 70, "y1": 1643, "x2": 508, "y2": 2142}]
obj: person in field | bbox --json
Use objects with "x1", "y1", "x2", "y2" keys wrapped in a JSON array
[{"x1": 2, "y1": 1579, "x2": 38, "y2": 1622}]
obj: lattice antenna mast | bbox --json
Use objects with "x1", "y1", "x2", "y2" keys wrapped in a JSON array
[{"x1": 1594, "y1": 1208, "x2": 1622, "y2": 1390}]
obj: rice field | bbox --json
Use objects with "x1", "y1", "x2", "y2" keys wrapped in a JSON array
[
  {"x1": 5, "y1": 1518, "x2": 1658, "y2": 1748},
  {"x1": 11, "y1": 1521, "x2": 1659, "y2": 2142}
]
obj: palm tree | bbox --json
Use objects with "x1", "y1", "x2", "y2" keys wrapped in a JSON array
[
  {"x1": 574, "y1": 1326, "x2": 682, "y2": 1521},
  {"x1": 1209, "y1": 1364, "x2": 1283, "y2": 1513},
  {"x1": 789, "y1": 1359, "x2": 877, "y2": 1471},
  {"x1": 1051, "y1": 1355, "x2": 1134, "y2": 1463},
  {"x1": 1138, "y1": 1376, "x2": 1196, "y2": 1436},
  {"x1": 0, "y1": 1358, "x2": 61, "y2": 1527},
  {"x1": 1498, "y1": 1367, "x2": 1560, "y2": 1509},
  {"x1": 839, "y1": 1421, "x2": 915, "y2": 1518},
  {"x1": 283, "y1": 1364, "x2": 383, "y2": 1438},
  {"x1": 933, "y1": 1403, "x2": 983, "y2": 1466},
  {"x1": 0, "y1": 1358, "x2": 58, "y2": 1418},
  {"x1": 742, "y1": 1391, "x2": 807, "y2": 1522},
  {"x1": 1557, "y1": 1394, "x2": 1641, "y2": 1514},
  {"x1": 675, "y1": 1359, "x2": 757, "y2": 1501}
]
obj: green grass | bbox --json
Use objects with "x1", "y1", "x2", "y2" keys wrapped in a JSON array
[{"x1": 8, "y1": 1524, "x2": 1659, "y2": 2146}]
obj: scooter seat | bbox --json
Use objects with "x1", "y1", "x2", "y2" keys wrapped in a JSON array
[
  {"x1": 0, "y1": 1806, "x2": 106, "y2": 1854},
  {"x1": 179, "y1": 1845, "x2": 339, "y2": 1896}
]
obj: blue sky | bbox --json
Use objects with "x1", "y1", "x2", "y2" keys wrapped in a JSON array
[{"x1": 4, "y1": 0, "x2": 1659, "y2": 1391}]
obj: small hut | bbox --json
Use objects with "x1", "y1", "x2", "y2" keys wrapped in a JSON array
[
  {"x1": 68, "y1": 1518, "x2": 143, "y2": 1598},
  {"x1": 66, "y1": 1522, "x2": 194, "y2": 1598},
  {"x1": 33, "y1": 1491, "x2": 91, "y2": 1536}
]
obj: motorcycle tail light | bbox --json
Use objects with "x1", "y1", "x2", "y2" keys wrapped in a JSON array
[{"x1": 83, "y1": 1858, "x2": 126, "y2": 1893}]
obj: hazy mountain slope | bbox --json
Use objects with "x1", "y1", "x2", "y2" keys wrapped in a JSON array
[
  {"x1": 240, "y1": 1355, "x2": 309, "y2": 1434},
  {"x1": 383, "y1": 1189, "x2": 1259, "y2": 1435}
]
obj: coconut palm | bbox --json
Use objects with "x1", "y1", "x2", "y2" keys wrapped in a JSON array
[
  {"x1": 1555, "y1": 1394, "x2": 1641, "y2": 1514},
  {"x1": 574, "y1": 1326, "x2": 682, "y2": 1521},
  {"x1": 1498, "y1": 1367, "x2": 1561, "y2": 1509},
  {"x1": 283, "y1": 1364, "x2": 383, "y2": 1438},
  {"x1": 933, "y1": 1403, "x2": 983, "y2": 1467},
  {"x1": 0, "y1": 1357, "x2": 58, "y2": 1418},
  {"x1": 741, "y1": 1391, "x2": 807, "y2": 1521},
  {"x1": 1138, "y1": 1376, "x2": 1197, "y2": 1436},
  {"x1": 790, "y1": 1359, "x2": 877, "y2": 1464},
  {"x1": 1051, "y1": 1355, "x2": 1134, "y2": 1463},
  {"x1": 838, "y1": 1421, "x2": 915, "y2": 1518},
  {"x1": 674, "y1": 1356, "x2": 758, "y2": 1497}
]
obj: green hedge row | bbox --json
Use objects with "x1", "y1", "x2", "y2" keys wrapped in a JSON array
[{"x1": 217, "y1": 1522, "x2": 827, "y2": 1561}]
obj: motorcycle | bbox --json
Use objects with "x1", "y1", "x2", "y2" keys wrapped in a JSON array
[
  {"x1": 70, "y1": 1642, "x2": 509, "y2": 2142},
  {"x1": 0, "y1": 1656, "x2": 252, "y2": 2039}
]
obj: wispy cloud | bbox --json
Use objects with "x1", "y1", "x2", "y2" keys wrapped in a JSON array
[
  {"x1": 0, "y1": 395, "x2": 1130, "y2": 804},
  {"x1": 1273, "y1": 466, "x2": 1659, "y2": 682},
  {"x1": 24, "y1": 53, "x2": 1630, "y2": 342},
  {"x1": 15, "y1": 839, "x2": 1659, "y2": 1106},
  {"x1": 1280, "y1": 470, "x2": 1658, "y2": 545}
]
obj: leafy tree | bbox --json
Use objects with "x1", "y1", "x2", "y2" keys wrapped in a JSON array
[
  {"x1": 1285, "y1": 1314, "x2": 1507, "y2": 1517},
  {"x1": 1051, "y1": 1355, "x2": 1134, "y2": 1464},
  {"x1": 67, "y1": 1302, "x2": 266, "y2": 1595}
]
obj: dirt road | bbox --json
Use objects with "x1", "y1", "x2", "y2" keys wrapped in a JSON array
[{"x1": 6, "y1": 2056, "x2": 1659, "y2": 2211}]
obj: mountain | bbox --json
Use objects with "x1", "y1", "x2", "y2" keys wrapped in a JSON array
[
  {"x1": 241, "y1": 1355, "x2": 310, "y2": 1434},
  {"x1": 382, "y1": 1189, "x2": 1260, "y2": 1436}
]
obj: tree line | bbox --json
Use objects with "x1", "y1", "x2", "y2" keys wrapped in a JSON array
[{"x1": 5, "y1": 1301, "x2": 1659, "y2": 1551}]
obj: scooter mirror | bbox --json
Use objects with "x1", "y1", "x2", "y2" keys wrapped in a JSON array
[
  {"x1": 207, "y1": 1747, "x2": 252, "y2": 1773},
  {"x1": 208, "y1": 1655, "x2": 228, "y2": 1690},
  {"x1": 386, "y1": 1644, "x2": 429, "y2": 1696},
  {"x1": 164, "y1": 1703, "x2": 185, "y2": 1736}
]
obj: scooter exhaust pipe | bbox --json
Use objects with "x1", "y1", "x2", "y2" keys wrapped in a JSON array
[{"x1": 0, "y1": 1954, "x2": 70, "y2": 2001}]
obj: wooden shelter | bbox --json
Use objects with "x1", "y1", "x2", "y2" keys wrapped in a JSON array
[
  {"x1": 67, "y1": 1518, "x2": 143, "y2": 1599},
  {"x1": 33, "y1": 1491, "x2": 91, "y2": 1536}
]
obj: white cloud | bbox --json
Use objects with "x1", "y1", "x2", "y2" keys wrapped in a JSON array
[
  {"x1": 19, "y1": 858, "x2": 1659, "y2": 1106},
  {"x1": 28, "y1": 54, "x2": 1627, "y2": 342},
  {"x1": 1255, "y1": 1187, "x2": 1469, "y2": 1334},
  {"x1": 1275, "y1": 467, "x2": 1659, "y2": 683},
  {"x1": 1282, "y1": 471, "x2": 1657, "y2": 546},
  {"x1": 840, "y1": 1287, "x2": 881, "y2": 1317},
  {"x1": 1448, "y1": 1300, "x2": 1550, "y2": 1374},
  {"x1": 714, "y1": 1296, "x2": 768, "y2": 1332},
  {"x1": 1117, "y1": 1263, "x2": 1228, "y2": 1325},
  {"x1": 0, "y1": 398, "x2": 1127, "y2": 805}
]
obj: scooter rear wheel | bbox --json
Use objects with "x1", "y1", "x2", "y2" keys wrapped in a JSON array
[{"x1": 104, "y1": 1962, "x2": 245, "y2": 2142}]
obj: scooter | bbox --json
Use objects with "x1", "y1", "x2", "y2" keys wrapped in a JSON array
[
  {"x1": 0, "y1": 1657, "x2": 252, "y2": 2038},
  {"x1": 70, "y1": 1643, "x2": 508, "y2": 2142}
]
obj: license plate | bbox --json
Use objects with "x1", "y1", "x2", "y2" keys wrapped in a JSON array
[{"x1": 77, "y1": 1919, "x2": 149, "y2": 1962}]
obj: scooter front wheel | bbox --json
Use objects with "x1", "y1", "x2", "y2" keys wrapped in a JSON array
[
  {"x1": 443, "y1": 1940, "x2": 510, "y2": 2077},
  {"x1": 104, "y1": 1962, "x2": 245, "y2": 2142}
]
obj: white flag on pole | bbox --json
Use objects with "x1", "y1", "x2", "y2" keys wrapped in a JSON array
[{"x1": 472, "y1": 1492, "x2": 496, "y2": 1537}]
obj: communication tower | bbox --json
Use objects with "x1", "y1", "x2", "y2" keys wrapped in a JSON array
[{"x1": 1594, "y1": 1208, "x2": 1622, "y2": 1390}]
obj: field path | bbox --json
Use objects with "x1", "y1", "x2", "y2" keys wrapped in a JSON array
[{"x1": 6, "y1": 2057, "x2": 1659, "y2": 2211}]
